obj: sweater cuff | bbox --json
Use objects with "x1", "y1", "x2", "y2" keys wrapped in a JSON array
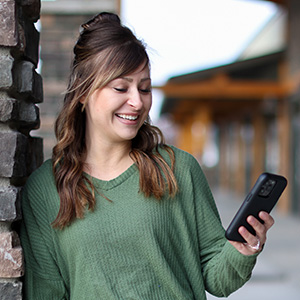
[{"x1": 223, "y1": 241, "x2": 258, "y2": 278}]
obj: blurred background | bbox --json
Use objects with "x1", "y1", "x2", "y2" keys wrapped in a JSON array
[{"x1": 35, "y1": 0, "x2": 299, "y2": 298}]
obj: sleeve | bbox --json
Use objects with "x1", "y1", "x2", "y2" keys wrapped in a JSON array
[
  {"x1": 20, "y1": 172, "x2": 68, "y2": 300},
  {"x1": 188, "y1": 155, "x2": 258, "y2": 297}
]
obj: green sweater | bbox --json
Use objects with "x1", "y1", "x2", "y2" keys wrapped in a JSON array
[{"x1": 20, "y1": 146, "x2": 257, "y2": 300}]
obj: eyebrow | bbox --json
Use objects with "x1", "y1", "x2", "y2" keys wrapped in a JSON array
[{"x1": 120, "y1": 77, "x2": 151, "y2": 83}]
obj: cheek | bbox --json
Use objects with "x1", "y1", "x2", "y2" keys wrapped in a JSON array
[
  {"x1": 93, "y1": 101, "x2": 110, "y2": 116},
  {"x1": 146, "y1": 97, "x2": 152, "y2": 112}
]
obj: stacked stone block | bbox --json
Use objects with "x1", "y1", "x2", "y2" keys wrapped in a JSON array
[{"x1": 0, "y1": 0, "x2": 43, "y2": 298}]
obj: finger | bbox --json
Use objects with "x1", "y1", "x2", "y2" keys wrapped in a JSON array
[
  {"x1": 247, "y1": 215, "x2": 266, "y2": 237},
  {"x1": 259, "y1": 211, "x2": 275, "y2": 230},
  {"x1": 238, "y1": 226, "x2": 261, "y2": 253},
  {"x1": 238, "y1": 226, "x2": 259, "y2": 246}
]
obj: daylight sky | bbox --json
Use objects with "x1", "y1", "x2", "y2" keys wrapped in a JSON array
[{"x1": 121, "y1": 0, "x2": 279, "y2": 119}]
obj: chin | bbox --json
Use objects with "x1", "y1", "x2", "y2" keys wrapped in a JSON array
[{"x1": 117, "y1": 132, "x2": 139, "y2": 142}]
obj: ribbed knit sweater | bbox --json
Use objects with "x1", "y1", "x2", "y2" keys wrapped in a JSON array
[{"x1": 20, "y1": 146, "x2": 257, "y2": 300}]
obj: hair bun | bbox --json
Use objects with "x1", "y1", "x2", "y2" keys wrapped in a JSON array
[{"x1": 81, "y1": 12, "x2": 121, "y2": 31}]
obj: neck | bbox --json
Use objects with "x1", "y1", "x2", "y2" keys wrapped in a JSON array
[{"x1": 84, "y1": 139, "x2": 133, "y2": 181}]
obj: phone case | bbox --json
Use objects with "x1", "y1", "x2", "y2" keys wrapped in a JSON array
[{"x1": 225, "y1": 172, "x2": 287, "y2": 243}]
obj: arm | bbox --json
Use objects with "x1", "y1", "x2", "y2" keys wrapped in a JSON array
[
  {"x1": 20, "y1": 171, "x2": 68, "y2": 299},
  {"x1": 189, "y1": 161, "x2": 258, "y2": 297}
]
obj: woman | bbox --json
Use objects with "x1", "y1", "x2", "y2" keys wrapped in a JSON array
[{"x1": 20, "y1": 12, "x2": 274, "y2": 299}]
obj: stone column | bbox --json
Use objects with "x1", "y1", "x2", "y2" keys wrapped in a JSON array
[{"x1": 0, "y1": 0, "x2": 43, "y2": 298}]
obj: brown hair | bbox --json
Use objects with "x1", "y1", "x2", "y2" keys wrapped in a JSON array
[{"x1": 52, "y1": 12, "x2": 178, "y2": 228}]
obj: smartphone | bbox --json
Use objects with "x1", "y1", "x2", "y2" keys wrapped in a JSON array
[{"x1": 225, "y1": 172, "x2": 287, "y2": 243}]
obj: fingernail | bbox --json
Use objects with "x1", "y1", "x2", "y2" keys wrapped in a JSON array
[
  {"x1": 259, "y1": 211, "x2": 267, "y2": 218},
  {"x1": 248, "y1": 216, "x2": 255, "y2": 224}
]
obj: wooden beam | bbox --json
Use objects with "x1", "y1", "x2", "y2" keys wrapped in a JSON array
[
  {"x1": 157, "y1": 78, "x2": 289, "y2": 100},
  {"x1": 170, "y1": 98, "x2": 260, "y2": 123}
]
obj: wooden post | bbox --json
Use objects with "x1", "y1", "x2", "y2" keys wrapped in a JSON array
[
  {"x1": 176, "y1": 119, "x2": 193, "y2": 154},
  {"x1": 251, "y1": 113, "x2": 266, "y2": 185},
  {"x1": 235, "y1": 121, "x2": 247, "y2": 196},
  {"x1": 191, "y1": 106, "x2": 211, "y2": 158},
  {"x1": 277, "y1": 97, "x2": 291, "y2": 213},
  {"x1": 218, "y1": 123, "x2": 230, "y2": 190}
]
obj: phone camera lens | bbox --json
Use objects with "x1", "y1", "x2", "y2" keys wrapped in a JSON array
[{"x1": 258, "y1": 179, "x2": 276, "y2": 197}]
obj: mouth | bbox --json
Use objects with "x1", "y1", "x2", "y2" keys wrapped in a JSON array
[{"x1": 116, "y1": 114, "x2": 139, "y2": 121}]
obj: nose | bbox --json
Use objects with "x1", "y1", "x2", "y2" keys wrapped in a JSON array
[{"x1": 127, "y1": 89, "x2": 143, "y2": 110}]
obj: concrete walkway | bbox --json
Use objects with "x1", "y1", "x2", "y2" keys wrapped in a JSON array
[{"x1": 206, "y1": 189, "x2": 300, "y2": 300}]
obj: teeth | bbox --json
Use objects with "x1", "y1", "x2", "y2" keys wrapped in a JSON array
[{"x1": 117, "y1": 114, "x2": 138, "y2": 121}]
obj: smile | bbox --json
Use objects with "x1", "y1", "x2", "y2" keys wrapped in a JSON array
[{"x1": 116, "y1": 114, "x2": 139, "y2": 121}]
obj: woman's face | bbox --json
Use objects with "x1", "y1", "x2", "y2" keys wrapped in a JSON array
[{"x1": 84, "y1": 64, "x2": 152, "y2": 147}]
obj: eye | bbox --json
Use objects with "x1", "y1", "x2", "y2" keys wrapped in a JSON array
[
  {"x1": 114, "y1": 88, "x2": 127, "y2": 93},
  {"x1": 139, "y1": 87, "x2": 152, "y2": 94}
]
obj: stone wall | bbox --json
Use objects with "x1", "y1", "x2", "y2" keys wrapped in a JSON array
[
  {"x1": 37, "y1": 13, "x2": 93, "y2": 159},
  {"x1": 0, "y1": 0, "x2": 43, "y2": 298}
]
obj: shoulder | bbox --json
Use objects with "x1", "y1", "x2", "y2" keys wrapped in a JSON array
[
  {"x1": 159, "y1": 145, "x2": 206, "y2": 182},
  {"x1": 23, "y1": 159, "x2": 57, "y2": 207},
  {"x1": 171, "y1": 145, "x2": 198, "y2": 164},
  {"x1": 22, "y1": 159, "x2": 60, "y2": 222},
  {"x1": 25, "y1": 159, "x2": 54, "y2": 190},
  {"x1": 162, "y1": 145, "x2": 202, "y2": 172},
  {"x1": 158, "y1": 145, "x2": 198, "y2": 164}
]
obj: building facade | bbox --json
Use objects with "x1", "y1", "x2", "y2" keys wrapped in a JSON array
[{"x1": 160, "y1": 0, "x2": 300, "y2": 215}]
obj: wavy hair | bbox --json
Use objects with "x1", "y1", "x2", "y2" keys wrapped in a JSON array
[{"x1": 52, "y1": 12, "x2": 178, "y2": 228}]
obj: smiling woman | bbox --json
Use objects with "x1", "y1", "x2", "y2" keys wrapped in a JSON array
[
  {"x1": 20, "y1": 11, "x2": 275, "y2": 300},
  {"x1": 82, "y1": 65, "x2": 153, "y2": 175},
  {"x1": 51, "y1": 12, "x2": 176, "y2": 227}
]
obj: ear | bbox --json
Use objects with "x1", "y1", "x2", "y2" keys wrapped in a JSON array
[{"x1": 79, "y1": 97, "x2": 88, "y2": 112}]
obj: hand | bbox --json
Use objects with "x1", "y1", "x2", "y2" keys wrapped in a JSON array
[{"x1": 228, "y1": 211, "x2": 275, "y2": 256}]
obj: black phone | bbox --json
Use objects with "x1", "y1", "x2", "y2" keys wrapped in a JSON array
[{"x1": 225, "y1": 172, "x2": 287, "y2": 243}]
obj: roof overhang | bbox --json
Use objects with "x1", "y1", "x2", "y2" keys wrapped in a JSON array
[
  {"x1": 157, "y1": 51, "x2": 296, "y2": 120},
  {"x1": 257, "y1": 0, "x2": 287, "y2": 5},
  {"x1": 159, "y1": 75, "x2": 288, "y2": 100}
]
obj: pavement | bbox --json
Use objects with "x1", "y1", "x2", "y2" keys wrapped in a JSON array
[{"x1": 206, "y1": 189, "x2": 300, "y2": 300}]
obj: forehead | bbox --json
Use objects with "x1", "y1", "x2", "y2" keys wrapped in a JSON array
[
  {"x1": 116, "y1": 65, "x2": 151, "y2": 82},
  {"x1": 127, "y1": 63, "x2": 150, "y2": 76}
]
